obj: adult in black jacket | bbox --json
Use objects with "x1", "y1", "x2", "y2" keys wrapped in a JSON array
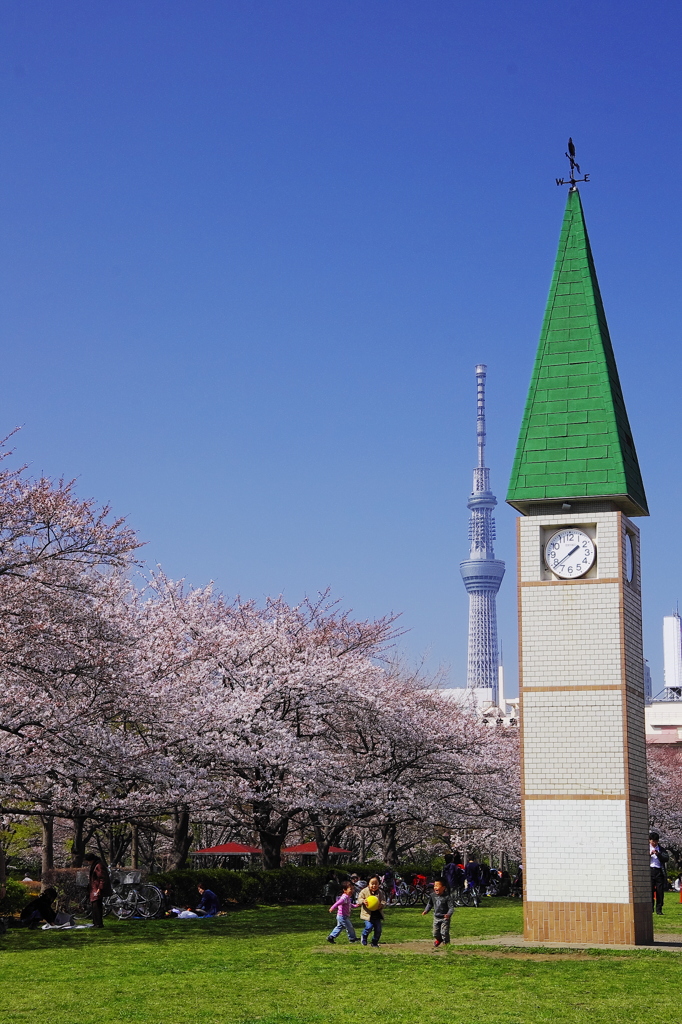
[
  {"x1": 443, "y1": 854, "x2": 465, "y2": 892},
  {"x1": 20, "y1": 887, "x2": 58, "y2": 929},
  {"x1": 650, "y1": 831, "x2": 670, "y2": 915}
]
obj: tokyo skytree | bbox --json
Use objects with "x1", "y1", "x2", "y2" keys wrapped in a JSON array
[{"x1": 459, "y1": 365, "x2": 505, "y2": 703}]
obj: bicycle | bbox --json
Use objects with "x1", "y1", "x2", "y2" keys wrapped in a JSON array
[
  {"x1": 393, "y1": 878, "x2": 420, "y2": 906},
  {"x1": 416, "y1": 882, "x2": 434, "y2": 906},
  {"x1": 451, "y1": 885, "x2": 480, "y2": 908},
  {"x1": 79, "y1": 883, "x2": 164, "y2": 920}
]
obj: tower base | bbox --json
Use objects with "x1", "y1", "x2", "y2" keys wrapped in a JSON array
[{"x1": 524, "y1": 901, "x2": 653, "y2": 946}]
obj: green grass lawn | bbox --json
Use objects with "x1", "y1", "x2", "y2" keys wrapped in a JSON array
[{"x1": 2, "y1": 897, "x2": 682, "y2": 1024}]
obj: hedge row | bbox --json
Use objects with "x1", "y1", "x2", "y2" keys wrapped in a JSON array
[
  {"x1": 0, "y1": 879, "x2": 29, "y2": 915},
  {"x1": 149, "y1": 862, "x2": 439, "y2": 910}
]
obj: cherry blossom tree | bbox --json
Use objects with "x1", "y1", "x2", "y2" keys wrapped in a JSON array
[
  {"x1": 0, "y1": 446, "x2": 142, "y2": 865},
  {"x1": 648, "y1": 745, "x2": 682, "y2": 857},
  {"x1": 127, "y1": 578, "x2": 399, "y2": 867}
]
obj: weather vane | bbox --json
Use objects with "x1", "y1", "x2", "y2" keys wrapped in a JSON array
[{"x1": 555, "y1": 138, "x2": 590, "y2": 189}]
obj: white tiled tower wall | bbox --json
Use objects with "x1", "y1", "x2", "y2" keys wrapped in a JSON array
[{"x1": 518, "y1": 510, "x2": 652, "y2": 945}]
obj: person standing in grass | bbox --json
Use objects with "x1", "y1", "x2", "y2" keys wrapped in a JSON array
[
  {"x1": 327, "y1": 881, "x2": 358, "y2": 943},
  {"x1": 422, "y1": 878, "x2": 455, "y2": 947},
  {"x1": 84, "y1": 852, "x2": 112, "y2": 929},
  {"x1": 443, "y1": 854, "x2": 464, "y2": 893},
  {"x1": 650, "y1": 831, "x2": 670, "y2": 916},
  {"x1": 357, "y1": 876, "x2": 386, "y2": 947}
]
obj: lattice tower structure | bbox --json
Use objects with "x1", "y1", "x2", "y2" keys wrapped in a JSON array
[{"x1": 460, "y1": 365, "x2": 505, "y2": 702}]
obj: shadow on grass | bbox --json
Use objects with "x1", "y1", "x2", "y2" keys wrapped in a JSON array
[
  {"x1": 0, "y1": 905, "x2": 332, "y2": 952},
  {"x1": 0, "y1": 899, "x2": 524, "y2": 955}
]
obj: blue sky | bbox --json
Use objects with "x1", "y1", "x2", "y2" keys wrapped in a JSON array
[{"x1": 0, "y1": 1, "x2": 681, "y2": 693}]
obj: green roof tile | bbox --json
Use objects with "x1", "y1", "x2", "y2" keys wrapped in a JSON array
[{"x1": 507, "y1": 188, "x2": 648, "y2": 516}]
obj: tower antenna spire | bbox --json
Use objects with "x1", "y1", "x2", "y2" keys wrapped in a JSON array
[
  {"x1": 556, "y1": 137, "x2": 590, "y2": 190},
  {"x1": 476, "y1": 363, "x2": 486, "y2": 470}
]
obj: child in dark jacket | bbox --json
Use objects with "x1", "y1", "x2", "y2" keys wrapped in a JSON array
[{"x1": 422, "y1": 879, "x2": 455, "y2": 946}]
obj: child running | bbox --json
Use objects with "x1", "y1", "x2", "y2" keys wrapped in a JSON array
[
  {"x1": 357, "y1": 876, "x2": 386, "y2": 946},
  {"x1": 422, "y1": 878, "x2": 455, "y2": 947},
  {"x1": 327, "y1": 881, "x2": 359, "y2": 943}
]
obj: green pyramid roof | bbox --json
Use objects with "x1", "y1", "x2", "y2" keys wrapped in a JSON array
[{"x1": 507, "y1": 188, "x2": 648, "y2": 517}]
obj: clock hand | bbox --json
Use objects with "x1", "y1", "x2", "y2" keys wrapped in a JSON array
[{"x1": 553, "y1": 544, "x2": 580, "y2": 568}]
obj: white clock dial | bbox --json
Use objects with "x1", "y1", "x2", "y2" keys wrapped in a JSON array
[{"x1": 545, "y1": 529, "x2": 596, "y2": 579}]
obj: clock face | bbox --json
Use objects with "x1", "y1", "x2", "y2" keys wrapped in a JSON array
[{"x1": 545, "y1": 529, "x2": 596, "y2": 579}]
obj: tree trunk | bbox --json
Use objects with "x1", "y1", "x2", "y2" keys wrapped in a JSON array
[
  {"x1": 257, "y1": 818, "x2": 288, "y2": 870},
  {"x1": 311, "y1": 823, "x2": 334, "y2": 866},
  {"x1": 41, "y1": 815, "x2": 54, "y2": 876},
  {"x1": 70, "y1": 813, "x2": 87, "y2": 867},
  {"x1": 131, "y1": 824, "x2": 139, "y2": 869},
  {"x1": 167, "y1": 808, "x2": 193, "y2": 871},
  {"x1": 258, "y1": 830, "x2": 286, "y2": 870},
  {"x1": 0, "y1": 843, "x2": 6, "y2": 900},
  {"x1": 312, "y1": 822, "x2": 348, "y2": 866},
  {"x1": 315, "y1": 839, "x2": 330, "y2": 866},
  {"x1": 381, "y1": 823, "x2": 398, "y2": 866},
  {"x1": 254, "y1": 803, "x2": 290, "y2": 870}
]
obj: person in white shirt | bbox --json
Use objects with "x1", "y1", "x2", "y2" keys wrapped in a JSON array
[{"x1": 650, "y1": 831, "x2": 669, "y2": 916}]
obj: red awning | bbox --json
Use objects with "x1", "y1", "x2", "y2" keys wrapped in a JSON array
[
  {"x1": 193, "y1": 842, "x2": 262, "y2": 855},
  {"x1": 282, "y1": 842, "x2": 351, "y2": 854}
]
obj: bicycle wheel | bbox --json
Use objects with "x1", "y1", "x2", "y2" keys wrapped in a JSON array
[
  {"x1": 420, "y1": 886, "x2": 433, "y2": 906},
  {"x1": 410, "y1": 886, "x2": 424, "y2": 907},
  {"x1": 107, "y1": 891, "x2": 136, "y2": 920},
  {"x1": 136, "y1": 884, "x2": 163, "y2": 919},
  {"x1": 78, "y1": 896, "x2": 93, "y2": 919},
  {"x1": 459, "y1": 888, "x2": 477, "y2": 907},
  {"x1": 401, "y1": 885, "x2": 417, "y2": 906},
  {"x1": 396, "y1": 885, "x2": 412, "y2": 907}
]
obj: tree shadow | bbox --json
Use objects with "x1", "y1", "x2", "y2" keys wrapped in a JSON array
[{"x1": 0, "y1": 905, "x2": 330, "y2": 952}]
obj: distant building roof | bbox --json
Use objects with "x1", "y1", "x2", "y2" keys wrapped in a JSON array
[
  {"x1": 282, "y1": 842, "x2": 350, "y2": 854},
  {"x1": 193, "y1": 842, "x2": 262, "y2": 855}
]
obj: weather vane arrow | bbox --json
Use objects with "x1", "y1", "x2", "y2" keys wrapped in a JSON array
[{"x1": 556, "y1": 137, "x2": 590, "y2": 189}]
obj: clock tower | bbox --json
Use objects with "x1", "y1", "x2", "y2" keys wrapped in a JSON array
[{"x1": 507, "y1": 180, "x2": 652, "y2": 945}]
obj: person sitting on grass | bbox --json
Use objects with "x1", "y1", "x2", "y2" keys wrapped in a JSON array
[
  {"x1": 20, "y1": 887, "x2": 58, "y2": 930},
  {"x1": 195, "y1": 883, "x2": 220, "y2": 917},
  {"x1": 357, "y1": 876, "x2": 386, "y2": 947},
  {"x1": 327, "y1": 881, "x2": 359, "y2": 944},
  {"x1": 422, "y1": 878, "x2": 455, "y2": 947}
]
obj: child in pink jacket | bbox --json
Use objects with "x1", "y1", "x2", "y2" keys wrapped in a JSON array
[{"x1": 327, "y1": 881, "x2": 359, "y2": 943}]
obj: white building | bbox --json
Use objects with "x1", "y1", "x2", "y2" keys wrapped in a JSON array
[{"x1": 644, "y1": 612, "x2": 682, "y2": 744}]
